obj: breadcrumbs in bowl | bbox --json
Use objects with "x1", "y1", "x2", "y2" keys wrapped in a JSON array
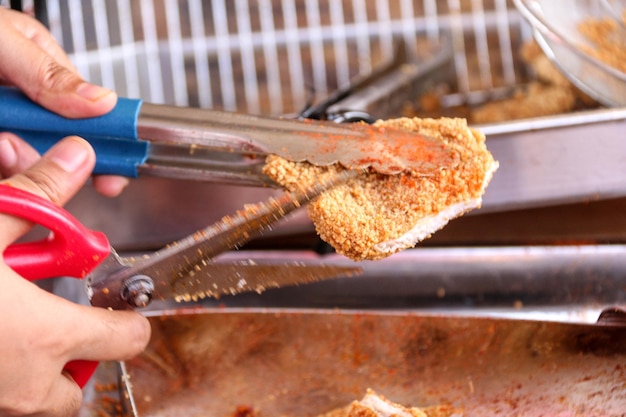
[{"x1": 577, "y1": 15, "x2": 626, "y2": 75}]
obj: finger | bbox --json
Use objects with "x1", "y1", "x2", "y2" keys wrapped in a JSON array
[
  {"x1": 3, "y1": 136, "x2": 95, "y2": 204},
  {"x1": 0, "y1": 11, "x2": 117, "y2": 118},
  {"x1": 8, "y1": 9, "x2": 76, "y2": 71},
  {"x1": 0, "y1": 133, "x2": 131, "y2": 198},
  {"x1": 0, "y1": 276, "x2": 84, "y2": 416},
  {"x1": 92, "y1": 175, "x2": 130, "y2": 197},
  {"x1": 65, "y1": 306, "x2": 151, "y2": 362},
  {"x1": 0, "y1": 136, "x2": 95, "y2": 241},
  {"x1": 0, "y1": 132, "x2": 41, "y2": 178}
]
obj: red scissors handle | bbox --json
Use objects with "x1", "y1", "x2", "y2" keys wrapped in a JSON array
[
  {"x1": 0, "y1": 184, "x2": 110, "y2": 279},
  {"x1": 0, "y1": 184, "x2": 111, "y2": 387}
]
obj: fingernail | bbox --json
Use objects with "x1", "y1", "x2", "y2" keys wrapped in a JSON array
[
  {"x1": 76, "y1": 82, "x2": 114, "y2": 102},
  {"x1": 48, "y1": 138, "x2": 89, "y2": 172},
  {"x1": 0, "y1": 137, "x2": 18, "y2": 168}
]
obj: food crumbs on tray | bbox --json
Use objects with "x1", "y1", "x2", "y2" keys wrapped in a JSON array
[
  {"x1": 229, "y1": 405, "x2": 259, "y2": 417},
  {"x1": 470, "y1": 40, "x2": 599, "y2": 124},
  {"x1": 94, "y1": 393, "x2": 124, "y2": 417},
  {"x1": 404, "y1": 40, "x2": 601, "y2": 123},
  {"x1": 94, "y1": 382, "x2": 117, "y2": 392},
  {"x1": 316, "y1": 389, "x2": 461, "y2": 417},
  {"x1": 263, "y1": 117, "x2": 498, "y2": 261}
]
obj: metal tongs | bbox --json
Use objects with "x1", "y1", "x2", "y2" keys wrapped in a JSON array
[
  {"x1": 0, "y1": 170, "x2": 360, "y2": 387},
  {"x1": 0, "y1": 86, "x2": 458, "y2": 186}
]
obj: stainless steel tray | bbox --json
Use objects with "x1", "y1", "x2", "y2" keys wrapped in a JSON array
[{"x1": 83, "y1": 308, "x2": 626, "y2": 417}]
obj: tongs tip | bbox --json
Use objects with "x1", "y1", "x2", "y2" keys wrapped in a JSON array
[{"x1": 270, "y1": 118, "x2": 459, "y2": 176}]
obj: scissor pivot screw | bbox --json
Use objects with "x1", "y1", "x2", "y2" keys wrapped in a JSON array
[{"x1": 121, "y1": 275, "x2": 155, "y2": 308}]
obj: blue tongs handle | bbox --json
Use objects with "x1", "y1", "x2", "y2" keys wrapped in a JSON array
[{"x1": 0, "y1": 86, "x2": 148, "y2": 177}]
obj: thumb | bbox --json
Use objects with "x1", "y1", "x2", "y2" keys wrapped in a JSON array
[
  {"x1": 3, "y1": 136, "x2": 95, "y2": 204},
  {"x1": 65, "y1": 304, "x2": 151, "y2": 362},
  {"x1": 0, "y1": 136, "x2": 95, "y2": 242}
]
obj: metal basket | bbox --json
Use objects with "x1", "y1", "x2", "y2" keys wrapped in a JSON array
[{"x1": 28, "y1": 0, "x2": 530, "y2": 116}]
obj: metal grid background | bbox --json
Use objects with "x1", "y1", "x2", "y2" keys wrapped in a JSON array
[{"x1": 4, "y1": 0, "x2": 532, "y2": 116}]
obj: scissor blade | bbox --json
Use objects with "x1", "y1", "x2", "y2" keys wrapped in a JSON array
[
  {"x1": 139, "y1": 170, "x2": 358, "y2": 302},
  {"x1": 170, "y1": 261, "x2": 361, "y2": 302},
  {"x1": 88, "y1": 170, "x2": 357, "y2": 309}
]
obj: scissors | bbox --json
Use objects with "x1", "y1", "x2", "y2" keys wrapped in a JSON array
[{"x1": 0, "y1": 170, "x2": 360, "y2": 387}]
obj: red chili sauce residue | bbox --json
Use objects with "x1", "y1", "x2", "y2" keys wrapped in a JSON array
[{"x1": 308, "y1": 122, "x2": 455, "y2": 173}]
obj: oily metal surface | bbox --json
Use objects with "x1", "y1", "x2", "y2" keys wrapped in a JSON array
[{"x1": 125, "y1": 309, "x2": 626, "y2": 417}]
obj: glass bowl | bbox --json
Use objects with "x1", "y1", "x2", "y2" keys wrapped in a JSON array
[{"x1": 514, "y1": 0, "x2": 626, "y2": 107}]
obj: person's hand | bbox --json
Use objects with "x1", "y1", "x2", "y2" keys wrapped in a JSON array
[
  {"x1": 0, "y1": 136, "x2": 151, "y2": 416},
  {"x1": 0, "y1": 7, "x2": 128, "y2": 197}
]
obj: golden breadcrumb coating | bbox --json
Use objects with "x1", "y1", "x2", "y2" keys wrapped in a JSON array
[{"x1": 263, "y1": 117, "x2": 497, "y2": 261}]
